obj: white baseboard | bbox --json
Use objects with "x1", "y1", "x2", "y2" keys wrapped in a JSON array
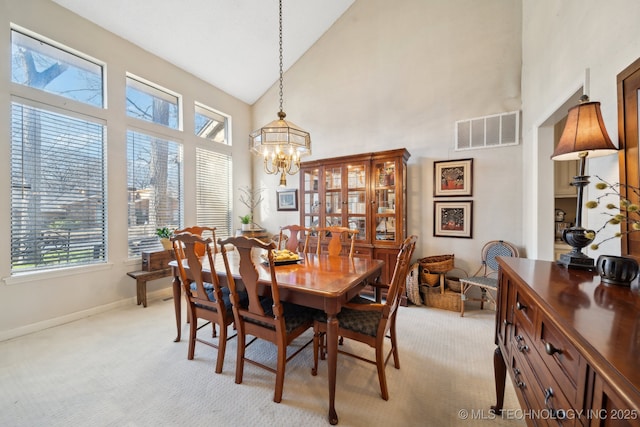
[{"x1": 0, "y1": 287, "x2": 174, "y2": 342}]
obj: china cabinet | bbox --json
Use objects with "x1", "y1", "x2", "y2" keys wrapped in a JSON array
[{"x1": 299, "y1": 148, "x2": 410, "y2": 284}]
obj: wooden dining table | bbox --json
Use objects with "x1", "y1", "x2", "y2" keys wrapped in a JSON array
[{"x1": 169, "y1": 250, "x2": 384, "y2": 425}]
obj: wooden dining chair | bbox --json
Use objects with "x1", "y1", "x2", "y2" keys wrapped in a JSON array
[
  {"x1": 171, "y1": 232, "x2": 243, "y2": 374},
  {"x1": 173, "y1": 226, "x2": 217, "y2": 257},
  {"x1": 217, "y1": 235, "x2": 317, "y2": 403},
  {"x1": 315, "y1": 226, "x2": 358, "y2": 257},
  {"x1": 277, "y1": 224, "x2": 311, "y2": 253},
  {"x1": 311, "y1": 235, "x2": 418, "y2": 401}
]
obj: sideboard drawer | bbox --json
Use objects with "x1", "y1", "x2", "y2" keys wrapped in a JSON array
[
  {"x1": 514, "y1": 287, "x2": 537, "y2": 337},
  {"x1": 535, "y1": 313, "x2": 584, "y2": 407}
]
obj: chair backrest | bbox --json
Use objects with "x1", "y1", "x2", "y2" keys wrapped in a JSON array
[
  {"x1": 481, "y1": 240, "x2": 519, "y2": 275},
  {"x1": 218, "y1": 236, "x2": 283, "y2": 328},
  {"x1": 315, "y1": 226, "x2": 358, "y2": 257},
  {"x1": 278, "y1": 225, "x2": 311, "y2": 253},
  {"x1": 171, "y1": 232, "x2": 224, "y2": 311},
  {"x1": 173, "y1": 226, "x2": 217, "y2": 257},
  {"x1": 384, "y1": 235, "x2": 418, "y2": 316}
]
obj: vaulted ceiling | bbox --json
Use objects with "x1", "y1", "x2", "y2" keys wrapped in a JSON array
[{"x1": 52, "y1": 0, "x2": 354, "y2": 105}]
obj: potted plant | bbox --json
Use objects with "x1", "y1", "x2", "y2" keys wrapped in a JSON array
[
  {"x1": 156, "y1": 227, "x2": 173, "y2": 250},
  {"x1": 239, "y1": 186, "x2": 265, "y2": 230},
  {"x1": 239, "y1": 214, "x2": 252, "y2": 231}
]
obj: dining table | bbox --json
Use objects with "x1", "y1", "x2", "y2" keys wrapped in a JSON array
[{"x1": 169, "y1": 250, "x2": 384, "y2": 425}]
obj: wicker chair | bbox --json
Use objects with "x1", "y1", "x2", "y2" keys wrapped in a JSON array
[{"x1": 459, "y1": 240, "x2": 519, "y2": 317}]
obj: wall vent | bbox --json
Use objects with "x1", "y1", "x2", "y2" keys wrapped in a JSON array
[{"x1": 455, "y1": 111, "x2": 520, "y2": 151}]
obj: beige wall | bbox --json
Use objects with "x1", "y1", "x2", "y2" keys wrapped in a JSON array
[
  {"x1": 0, "y1": 0, "x2": 252, "y2": 339},
  {"x1": 521, "y1": 0, "x2": 640, "y2": 260},
  {"x1": 253, "y1": 0, "x2": 524, "y2": 271}
]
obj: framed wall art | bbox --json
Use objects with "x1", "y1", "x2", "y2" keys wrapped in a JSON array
[
  {"x1": 434, "y1": 200, "x2": 473, "y2": 238},
  {"x1": 434, "y1": 158, "x2": 473, "y2": 197},
  {"x1": 276, "y1": 189, "x2": 298, "y2": 211}
]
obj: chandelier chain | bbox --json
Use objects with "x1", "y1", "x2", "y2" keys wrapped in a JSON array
[{"x1": 278, "y1": 0, "x2": 284, "y2": 114}]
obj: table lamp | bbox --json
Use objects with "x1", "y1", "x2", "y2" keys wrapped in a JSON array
[{"x1": 551, "y1": 95, "x2": 618, "y2": 270}]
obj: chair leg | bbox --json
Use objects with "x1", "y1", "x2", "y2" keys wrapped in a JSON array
[
  {"x1": 375, "y1": 342, "x2": 389, "y2": 401},
  {"x1": 235, "y1": 325, "x2": 245, "y2": 385},
  {"x1": 389, "y1": 317, "x2": 400, "y2": 369},
  {"x1": 273, "y1": 339, "x2": 287, "y2": 403},
  {"x1": 211, "y1": 323, "x2": 217, "y2": 338},
  {"x1": 480, "y1": 288, "x2": 486, "y2": 310},
  {"x1": 187, "y1": 312, "x2": 197, "y2": 360},
  {"x1": 460, "y1": 284, "x2": 466, "y2": 317},
  {"x1": 215, "y1": 323, "x2": 227, "y2": 374},
  {"x1": 312, "y1": 327, "x2": 320, "y2": 376}
]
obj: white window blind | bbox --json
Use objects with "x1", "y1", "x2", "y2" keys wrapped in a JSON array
[
  {"x1": 127, "y1": 130, "x2": 183, "y2": 257},
  {"x1": 11, "y1": 102, "x2": 106, "y2": 272},
  {"x1": 196, "y1": 148, "x2": 232, "y2": 239}
]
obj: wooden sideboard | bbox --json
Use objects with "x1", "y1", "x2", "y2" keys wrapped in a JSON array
[{"x1": 494, "y1": 257, "x2": 640, "y2": 426}]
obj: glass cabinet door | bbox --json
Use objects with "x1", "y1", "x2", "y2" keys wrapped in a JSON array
[
  {"x1": 346, "y1": 163, "x2": 367, "y2": 241},
  {"x1": 303, "y1": 168, "x2": 321, "y2": 230},
  {"x1": 324, "y1": 166, "x2": 342, "y2": 227},
  {"x1": 374, "y1": 160, "x2": 398, "y2": 243}
]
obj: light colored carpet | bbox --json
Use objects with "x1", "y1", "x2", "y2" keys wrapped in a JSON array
[{"x1": 0, "y1": 294, "x2": 524, "y2": 426}]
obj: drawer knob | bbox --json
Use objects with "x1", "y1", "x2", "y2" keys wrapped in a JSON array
[
  {"x1": 544, "y1": 342, "x2": 562, "y2": 356},
  {"x1": 543, "y1": 387, "x2": 566, "y2": 420},
  {"x1": 516, "y1": 301, "x2": 527, "y2": 311},
  {"x1": 513, "y1": 368, "x2": 525, "y2": 388}
]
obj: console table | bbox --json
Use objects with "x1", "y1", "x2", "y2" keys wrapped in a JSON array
[{"x1": 494, "y1": 257, "x2": 640, "y2": 425}]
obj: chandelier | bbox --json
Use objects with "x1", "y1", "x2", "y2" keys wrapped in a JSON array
[{"x1": 249, "y1": 0, "x2": 311, "y2": 187}]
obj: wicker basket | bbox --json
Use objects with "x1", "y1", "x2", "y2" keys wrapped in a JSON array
[
  {"x1": 419, "y1": 254, "x2": 454, "y2": 273},
  {"x1": 420, "y1": 267, "x2": 440, "y2": 286},
  {"x1": 446, "y1": 277, "x2": 461, "y2": 293},
  {"x1": 445, "y1": 267, "x2": 468, "y2": 293},
  {"x1": 421, "y1": 285, "x2": 461, "y2": 312}
]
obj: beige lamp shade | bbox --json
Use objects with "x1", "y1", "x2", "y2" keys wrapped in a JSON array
[{"x1": 551, "y1": 100, "x2": 618, "y2": 161}]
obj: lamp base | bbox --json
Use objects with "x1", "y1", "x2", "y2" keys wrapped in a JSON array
[{"x1": 557, "y1": 251, "x2": 595, "y2": 271}]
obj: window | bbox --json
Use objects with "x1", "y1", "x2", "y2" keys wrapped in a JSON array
[
  {"x1": 126, "y1": 75, "x2": 180, "y2": 129},
  {"x1": 127, "y1": 130, "x2": 183, "y2": 257},
  {"x1": 11, "y1": 29, "x2": 104, "y2": 108},
  {"x1": 195, "y1": 102, "x2": 229, "y2": 144},
  {"x1": 11, "y1": 102, "x2": 106, "y2": 272},
  {"x1": 196, "y1": 148, "x2": 232, "y2": 239},
  {"x1": 10, "y1": 27, "x2": 107, "y2": 273}
]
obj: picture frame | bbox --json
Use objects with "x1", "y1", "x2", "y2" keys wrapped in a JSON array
[
  {"x1": 434, "y1": 200, "x2": 473, "y2": 238},
  {"x1": 434, "y1": 158, "x2": 473, "y2": 197},
  {"x1": 276, "y1": 189, "x2": 298, "y2": 211}
]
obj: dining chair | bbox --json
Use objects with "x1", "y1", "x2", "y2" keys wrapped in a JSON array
[
  {"x1": 311, "y1": 235, "x2": 418, "y2": 401},
  {"x1": 171, "y1": 231, "x2": 243, "y2": 374},
  {"x1": 217, "y1": 235, "x2": 317, "y2": 403},
  {"x1": 277, "y1": 224, "x2": 311, "y2": 253},
  {"x1": 315, "y1": 226, "x2": 358, "y2": 257},
  {"x1": 459, "y1": 240, "x2": 519, "y2": 317},
  {"x1": 173, "y1": 226, "x2": 217, "y2": 257}
]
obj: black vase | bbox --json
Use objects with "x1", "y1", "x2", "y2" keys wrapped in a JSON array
[{"x1": 595, "y1": 255, "x2": 639, "y2": 287}]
